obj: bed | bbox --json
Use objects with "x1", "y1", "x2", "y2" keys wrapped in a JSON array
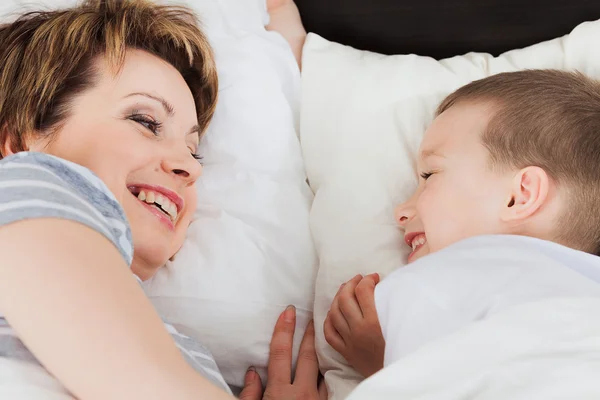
[{"x1": 1, "y1": 1, "x2": 600, "y2": 399}]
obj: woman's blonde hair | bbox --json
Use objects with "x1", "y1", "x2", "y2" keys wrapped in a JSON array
[{"x1": 0, "y1": 0, "x2": 218, "y2": 157}]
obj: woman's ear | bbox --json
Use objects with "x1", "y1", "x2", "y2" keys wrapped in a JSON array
[
  {"x1": 501, "y1": 166, "x2": 550, "y2": 223},
  {"x1": 1, "y1": 126, "x2": 24, "y2": 157}
]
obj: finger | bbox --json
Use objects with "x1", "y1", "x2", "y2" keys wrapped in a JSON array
[
  {"x1": 239, "y1": 367, "x2": 263, "y2": 400},
  {"x1": 331, "y1": 280, "x2": 347, "y2": 303},
  {"x1": 329, "y1": 296, "x2": 350, "y2": 337},
  {"x1": 268, "y1": 305, "x2": 296, "y2": 385},
  {"x1": 293, "y1": 320, "x2": 319, "y2": 387},
  {"x1": 335, "y1": 274, "x2": 361, "y2": 296},
  {"x1": 369, "y1": 272, "x2": 381, "y2": 285},
  {"x1": 338, "y1": 275, "x2": 364, "y2": 322},
  {"x1": 323, "y1": 312, "x2": 345, "y2": 353},
  {"x1": 355, "y1": 274, "x2": 380, "y2": 318},
  {"x1": 319, "y1": 379, "x2": 329, "y2": 400}
]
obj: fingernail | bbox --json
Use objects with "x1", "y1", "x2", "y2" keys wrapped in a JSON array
[
  {"x1": 246, "y1": 367, "x2": 256, "y2": 382},
  {"x1": 340, "y1": 282, "x2": 346, "y2": 289},
  {"x1": 284, "y1": 305, "x2": 296, "y2": 322}
]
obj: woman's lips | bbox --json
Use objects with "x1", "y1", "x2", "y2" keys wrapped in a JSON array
[{"x1": 131, "y1": 191, "x2": 175, "y2": 231}]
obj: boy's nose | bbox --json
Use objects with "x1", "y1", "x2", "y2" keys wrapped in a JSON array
[{"x1": 394, "y1": 194, "x2": 418, "y2": 229}]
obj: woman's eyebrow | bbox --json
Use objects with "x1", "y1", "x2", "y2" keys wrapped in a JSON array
[
  {"x1": 124, "y1": 92, "x2": 175, "y2": 116},
  {"x1": 126, "y1": 92, "x2": 199, "y2": 136}
]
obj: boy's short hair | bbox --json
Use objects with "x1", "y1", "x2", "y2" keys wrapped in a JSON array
[
  {"x1": 0, "y1": 0, "x2": 217, "y2": 158},
  {"x1": 437, "y1": 70, "x2": 600, "y2": 255}
]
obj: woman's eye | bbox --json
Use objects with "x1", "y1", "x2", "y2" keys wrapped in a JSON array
[
  {"x1": 129, "y1": 114, "x2": 161, "y2": 135},
  {"x1": 420, "y1": 171, "x2": 433, "y2": 180}
]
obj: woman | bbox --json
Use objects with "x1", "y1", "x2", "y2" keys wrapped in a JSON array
[{"x1": 0, "y1": 1, "x2": 319, "y2": 399}]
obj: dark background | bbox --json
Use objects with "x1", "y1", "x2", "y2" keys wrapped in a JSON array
[{"x1": 295, "y1": 0, "x2": 600, "y2": 59}]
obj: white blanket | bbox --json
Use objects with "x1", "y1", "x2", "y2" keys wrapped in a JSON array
[
  {"x1": 348, "y1": 297, "x2": 600, "y2": 400},
  {"x1": 348, "y1": 235, "x2": 600, "y2": 399}
]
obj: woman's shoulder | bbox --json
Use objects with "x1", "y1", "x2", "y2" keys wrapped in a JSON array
[
  {"x1": 1, "y1": 151, "x2": 107, "y2": 191},
  {"x1": 0, "y1": 151, "x2": 133, "y2": 265}
]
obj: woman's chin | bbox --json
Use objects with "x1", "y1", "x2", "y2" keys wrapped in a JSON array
[{"x1": 130, "y1": 245, "x2": 171, "y2": 281}]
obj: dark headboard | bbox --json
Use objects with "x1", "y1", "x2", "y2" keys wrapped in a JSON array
[{"x1": 295, "y1": 0, "x2": 600, "y2": 59}]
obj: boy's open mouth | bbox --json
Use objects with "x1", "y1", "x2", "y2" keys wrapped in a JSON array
[{"x1": 405, "y1": 231, "x2": 427, "y2": 261}]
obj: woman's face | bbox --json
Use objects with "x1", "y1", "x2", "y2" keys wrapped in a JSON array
[{"x1": 27, "y1": 50, "x2": 202, "y2": 280}]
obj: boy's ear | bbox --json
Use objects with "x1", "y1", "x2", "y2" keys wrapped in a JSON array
[{"x1": 501, "y1": 166, "x2": 549, "y2": 223}]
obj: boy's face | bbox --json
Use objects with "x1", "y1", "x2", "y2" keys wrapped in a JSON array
[{"x1": 396, "y1": 102, "x2": 513, "y2": 263}]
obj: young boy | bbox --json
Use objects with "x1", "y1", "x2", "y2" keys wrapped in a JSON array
[
  {"x1": 267, "y1": 0, "x2": 600, "y2": 387},
  {"x1": 324, "y1": 69, "x2": 600, "y2": 378}
]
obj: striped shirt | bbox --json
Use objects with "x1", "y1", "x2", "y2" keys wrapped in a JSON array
[{"x1": 0, "y1": 152, "x2": 230, "y2": 394}]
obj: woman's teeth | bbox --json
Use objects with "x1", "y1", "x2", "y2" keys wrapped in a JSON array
[
  {"x1": 137, "y1": 190, "x2": 178, "y2": 221},
  {"x1": 411, "y1": 235, "x2": 426, "y2": 251}
]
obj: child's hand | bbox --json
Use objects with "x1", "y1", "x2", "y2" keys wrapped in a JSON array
[{"x1": 324, "y1": 274, "x2": 385, "y2": 378}]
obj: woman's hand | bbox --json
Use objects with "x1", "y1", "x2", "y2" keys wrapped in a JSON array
[
  {"x1": 324, "y1": 274, "x2": 385, "y2": 378},
  {"x1": 240, "y1": 306, "x2": 320, "y2": 400}
]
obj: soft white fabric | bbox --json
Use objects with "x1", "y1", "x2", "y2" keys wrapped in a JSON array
[
  {"x1": 1, "y1": 0, "x2": 317, "y2": 392},
  {"x1": 349, "y1": 298, "x2": 600, "y2": 400},
  {"x1": 144, "y1": 0, "x2": 317, "y2": 388},
  {"x1": 300, "y1": 20, "x2": 600, "y2": 399},
  {"x1": 0, "y1": 358, "x2": 74, "y2": 400},
  {"x1": 375, "y1": 235, "x2": 600, "y2": 366},
  {"x1": 346, "y1": 235, "x2": 600, "y2": 400}
]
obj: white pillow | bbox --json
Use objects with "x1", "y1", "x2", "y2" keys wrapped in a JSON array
[
  {"x1": 300, "y1": 20, "x2": 600, "y2": 400},
  {"x1": 2, "y1": 0, "x2": 317, "y2": 390},
  {"x1": 144, "y1": 0, "x2": 317, "y2": 389}
]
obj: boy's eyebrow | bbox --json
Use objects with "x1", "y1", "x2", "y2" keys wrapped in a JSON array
[{"x1": 420, "y1": 149, "x2": 445, "y2": 159}]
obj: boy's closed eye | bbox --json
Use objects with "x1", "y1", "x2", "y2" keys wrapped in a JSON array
[{"x1": 420, "y1": 171, "x2": 434, "y2": 180}]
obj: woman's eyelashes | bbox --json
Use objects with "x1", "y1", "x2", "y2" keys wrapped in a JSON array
[
  {"x1": 127, "y1": 111, "x2": 202, "y2": 162},
  {"x1": 128, "y1": 112, "x2": 162, "y2": 135}
]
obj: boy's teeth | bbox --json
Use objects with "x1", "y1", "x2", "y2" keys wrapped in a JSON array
[
  {"x1": 138, "y1": 191, "x2": 146, "y2": 201},
  {"x1": 411, "y1": 236, "x2": 426, "y2": 251}
]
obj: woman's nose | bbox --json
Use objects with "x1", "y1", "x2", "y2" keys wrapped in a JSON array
[{"x1": 161, "y1": 147, "x2": 202, "y2": 187}]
